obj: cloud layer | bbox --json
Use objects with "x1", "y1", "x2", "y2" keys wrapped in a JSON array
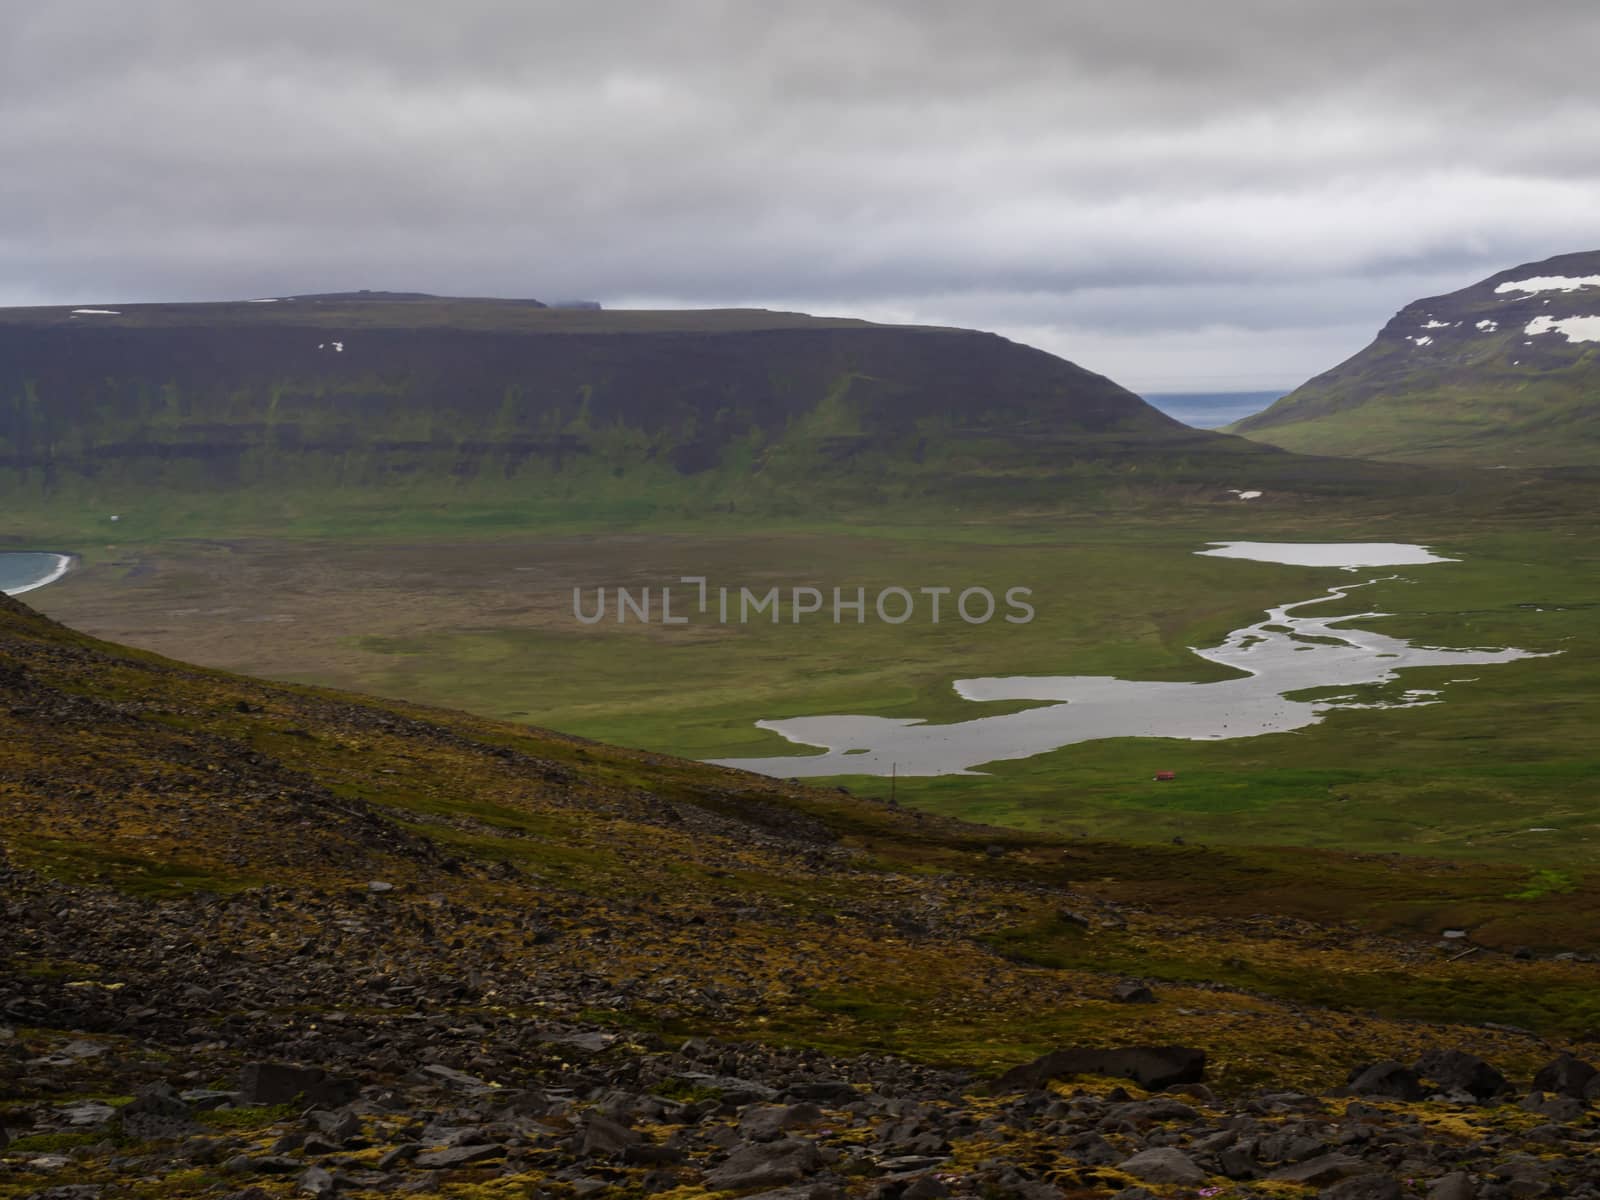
[{"x1": 6, "y1": 1, "x2": 1599, "y2": 389}]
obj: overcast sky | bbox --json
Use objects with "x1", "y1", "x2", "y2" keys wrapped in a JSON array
[{"x1": 5, "y1": 1, "x2": 1598, "y2": 391}]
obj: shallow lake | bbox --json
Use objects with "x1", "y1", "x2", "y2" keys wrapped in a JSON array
[
  {"x1": 709, "y1": 543, "x2": 1550, "y2": 778},
  {"x1": 0, "y1": 552, "x2": 73, "y2": 596},
  {"x1": 1196, "y1": 541, "x2": 1458, "y2": 569}
]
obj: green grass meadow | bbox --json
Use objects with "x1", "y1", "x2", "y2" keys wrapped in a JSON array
[{"x1": 12, "y1": 480, "x2": 1599, "y2": 866}]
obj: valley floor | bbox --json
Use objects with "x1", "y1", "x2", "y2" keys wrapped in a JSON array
[{"x1": 17, "y1": 496, "x2": 1600, "y2": 864}]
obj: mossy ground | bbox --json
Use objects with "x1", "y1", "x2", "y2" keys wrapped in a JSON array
[{"x1": 3, "y1": 579, "x2": 1599, "y2": 1097}]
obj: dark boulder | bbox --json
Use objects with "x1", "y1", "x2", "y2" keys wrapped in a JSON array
[
  {"x1": 118, "y1": 1082, "x2": 198, "y2": 1140},
  {"x1": 703, "y1": 1138, "x2": 823, "y2": 1191},
  {"x1": 1320, "y1": 1176, "x2": 1403, "y2": 1200},
  {"x1": 1414, "y1": 1049, "x2": 1509, "y2": 1102},
  {"x1": 1112, "y1": 981, "x2": 1157, "y2": 1004},
  {"x1": 1270, "y1": 1153, "x2": 1377, "y2": 1185},
  {"x1": 414, "y1": 1144, "x2": 506, "y2": 1168},
  {"x1": 580, "y1": 1114, "x2": 641, "y2": 1158},
  {"x1": 238, "y1": 1063, "x2": 358, "y2": 1108},
  {"x1": 783, "y1": 1080, "x2": 859, "y2": 1104},
  {"x1": 902, "y1": 1176, "x2": 951, "y2": 1200},
  {"x1": 1344, "y1": 1062, "x2": 1425, "y2": 1102},
  {"x1": 1530, "y1": 1052, "x2": 1596, "y2": 1099},
  {"x1": 1520, "y1": 1091, "x2": 1585, "y2": 1122},
  {"x1": 990, "y1": 1045, "x2": 1205, "y2": 1093},
  {"x1": 1116, "y1": 1147, "x2": 1205, "y2": 1184},
  {"x1": 1426, "y1": 1171, "x2": 1478, "y2": 1200},
  {"x1": 1108, "y1": 1098, "x2": 1198, "y2": 1124},
  {"x1": 740, "y1": 1102, "x2": 823, "y2": 1141}
]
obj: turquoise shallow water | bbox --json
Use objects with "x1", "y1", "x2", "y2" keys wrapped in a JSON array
[{"x1": 0, "y1": 552, "x2": 72, "y2": 595}]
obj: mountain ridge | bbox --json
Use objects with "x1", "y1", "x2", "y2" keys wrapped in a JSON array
[
  {"x1": 0, "y1": 293, "x2": 1265, "y2": 528},
  {"x1": 1230, "y1": 249, "x2": 1600, "y2": 465}
]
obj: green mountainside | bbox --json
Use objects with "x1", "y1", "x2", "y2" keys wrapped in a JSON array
[
  {"x1": 0, "y1": 291, "x2": 1394, "y2": 539},
  {"x1": 1230, "y1": 250, "x2": 1600, "y2": 466},
  {"x1": 4, "y1": 585, "x2": 1600, "y2": 1196},
  {"x1": 0, "y1": 293, "x2": 1171, "y2": 506}
]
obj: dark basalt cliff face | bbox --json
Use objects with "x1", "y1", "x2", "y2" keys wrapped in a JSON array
[
  {"x1": 1230, "y1": 250, "x2": 1600, "y2": 466},
  {"x1": 0, "y1": 296, "x2": 1191, "y2": 500}
]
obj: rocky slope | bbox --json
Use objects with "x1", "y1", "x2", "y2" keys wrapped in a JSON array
[
  {"x1": 1230, "y1": 251, "x2": 1600, "y2": 466},
  {"x1": 3, "y1": 590, "x2": 1600, "y2": 1198}
]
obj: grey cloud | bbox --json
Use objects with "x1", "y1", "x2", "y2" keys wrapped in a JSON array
[{"x1": 3, "y1": 1, "x2": 1599, "y2": 387}]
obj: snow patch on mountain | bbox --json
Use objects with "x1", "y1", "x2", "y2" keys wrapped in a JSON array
[
  {"x1": 1495, "y1": 274, "x2": 1600, "y2": 296},
  {"x1": 1525, "y1": 315, "x2": 1600, "y2": 343}
]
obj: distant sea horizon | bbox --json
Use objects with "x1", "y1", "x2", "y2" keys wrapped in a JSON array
[{"x1": 1140, "y1": 390, "x2": 1284, "y2": 430}]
